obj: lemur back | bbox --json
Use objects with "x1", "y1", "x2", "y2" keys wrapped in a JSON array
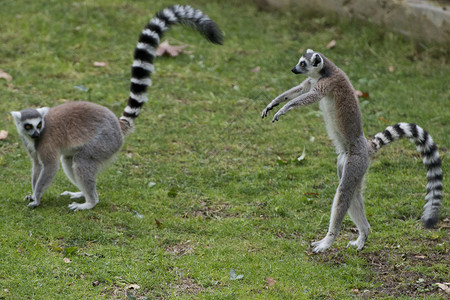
[
  {"x1": 262, "y1": 49, "x2": 443, "y2": 252},
  {"x1": 11, "y1": 5, "x2": 223, "y2": 211}
]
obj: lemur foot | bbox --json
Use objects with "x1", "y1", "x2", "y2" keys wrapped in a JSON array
[
  {"x1": 61, "y1": 191, "x2": 84, "y2": 199},
  {"x1": 25, "y1": 195, "x2": 40, "y2": 208},
  {"x1": 311, "y1": 235, "x2": 335, "y2": 253},
  {"x1": 347, "y1": 236, "x2": 367, "y2": 251},
  {"x1": 68, "y1": 202, "x2": 96, "y2": 212}
]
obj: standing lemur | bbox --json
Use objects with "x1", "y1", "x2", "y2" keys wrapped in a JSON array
[
  {"x1": 11, "y1": 5, "x2": 223, "y2": 211},
  {"x1": 261, "y1": 49, "x2": 443, "y2": 252}
]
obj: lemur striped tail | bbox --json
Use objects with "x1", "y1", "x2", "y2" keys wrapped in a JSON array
[
  {"x1": 367, "y1": 122, "x2": 443, "y2": 228},
  {"x1": 119, "y1": 5, "x2": 223, "y2": 134}
]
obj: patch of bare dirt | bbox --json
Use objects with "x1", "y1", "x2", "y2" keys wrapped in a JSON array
[
  {"x1": 164, "y1": 240, "x2": 194, "y2": 256},
  {"x1": 182, "y1": 200, "x2": 235, "y2": 220}
]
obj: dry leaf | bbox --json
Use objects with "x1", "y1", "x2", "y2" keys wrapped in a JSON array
[
  {"x1": 378, "y1": 116, "x2": 389, "y2": 123},
  {"x1": 0, "y1": 69, "x2": 12, "y2": 82},
  {"x1": 93, "y1": 61, "x2": 107, "y2": 67},
  {"x1": 63, "y1": 257, "x2": 71, "y2": 263},
  {"x1": 266, "y1": 276, "x2": 276, "y2": 287},
  {"x1": 388, "y1": 65, "x2": 394, "y2": 72},
  {"x1": 0, "y1": 130, "x2": 8, "y2": 140},
  {"x1": 155, "y1": 218, "x2": 162, "y2": 227},
  {"x1": 125, "y1": 283, "x2": 140, "y2": 290},
  {"x1": 156, "y1": 40, "x2": 187, "y2": 57},
  {"x1": 250, "y1": 66, "x2": 261, "y2": 73},
  {"x1": 436, "y1": 283, "x2": 449, "y2": 293},
  {"x1": 326, "y1": 40, "x2": 336, "y2": 49},
  {"x1": 355, "y1": 90, "x2": 369, "y2": 98}
]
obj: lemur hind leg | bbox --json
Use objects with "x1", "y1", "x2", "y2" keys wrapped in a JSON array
[
  {"x1": 347, "y1": 184, "x2": 370, "y2": 250},
  {"x1": 67, "y1": 156, "x2": 99, "y2": 211},
  {"x1": 311, "y1": 152, "x2": 369, "y2": 253},
  {"x1": 336, "y1": 153, "x2": 370, "y2": 250},
  {"x1": 60, "y1": 156, "x2": 84, "y2": 199}
]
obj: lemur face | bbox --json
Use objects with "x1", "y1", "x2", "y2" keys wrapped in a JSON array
[
  {"x1": 11, "y1": 107, "x2": 49, "y2": 139},
  {"x1": 292, "y1": 49, "x2": 324, "y2": 77}
]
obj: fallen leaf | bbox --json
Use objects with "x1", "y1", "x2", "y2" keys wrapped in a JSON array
[
  {"x1": 0, "y1": 130, "x2": 8, "y2": 140},
  {"x1": 229, "y1": 268, "x2": 244, "y2": 280},
  {"x1": 63, "y1": 257, "x2": 71, "y2": 263},
  {"x1": 266, "y1": 276, "x2": 276, "y2": 287},
  {"x1": 355, "y1": 90, "x2": 369, "y2": 98},
  {"x1": 414, "y1": 255, "x2": 426, "y2": 259},
  {"x1": 148, "y1": 182, "x2": 156, "y2": 188},
  {"x1": 155, "y1": 218, "x2": 162, "y2": 227},
  {"x1": 250, "y1": 66, "x2": 260, "y2": 73},
  {"x1": 93, "y1": 61, "x2": 108, "y2": 67},
  {"x1": 156, "y1": 40, "x2": 187, "y2": 57},
  {"x1": 436, "y1": 282, "x2": 449, "y2": 293},
  {"x1": 0, "y1": 69, "x2": 12, "y2": 81},
  {"x1": 378, "y1": 116, "x2": 389, "y2": 123},
  {"x1": 326, "y1": 40, "x2": 336, "y2": 49},
  {"x1": 125, "y1": 283, "x2": 140, "y2": 290},
  {"x1": 297, "y1": 148, "x2": 306, "y2": 162},
  {"x1": 388, "y1": 65, "x2": 394, "y2": 72}
]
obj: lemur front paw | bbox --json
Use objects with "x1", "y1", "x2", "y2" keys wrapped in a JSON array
[
  {"x1": 310, "y1": 236, "x2": 335, "y2": 253},
  {"x1": 261, "y1": 103, "x2": 279, "y2": 118},
  {"x1": 61, "y1": 191, "x2": 84, "y2": 199},
  {"x1": 272, "y1": 109, "x2": 286, "y2": 122},
  {"x1": 68, "y1": 202, "x2": 96, "y2": 212},
  {"x1": 25, "y1": 195, "x2": 40, "y2": 208}
]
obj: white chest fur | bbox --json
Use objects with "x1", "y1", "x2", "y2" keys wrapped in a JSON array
[{"x1": 319, "y1": 95, "x2": 346, "y2": 153}]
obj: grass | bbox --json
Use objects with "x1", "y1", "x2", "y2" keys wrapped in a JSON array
[{"x1": 0, "y1": 0, "x2": 448, "y2": 298}]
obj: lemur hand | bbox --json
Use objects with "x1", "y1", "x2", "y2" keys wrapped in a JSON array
[
  {"x1": 272, "y1": 108, "x2": 286, "y2": 122},
  {"x1": 261, "y1": 103, "x2": 279, "y2": 118}
]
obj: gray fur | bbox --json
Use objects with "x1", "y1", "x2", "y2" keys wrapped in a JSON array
[{"x1": 262, "y1": 49, "x2": 443, "y2": 252}]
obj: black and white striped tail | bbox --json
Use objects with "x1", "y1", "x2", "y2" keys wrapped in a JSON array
[
  {"x1": 119, "y1": 5, "x2": 223, "y2": 134},
  {"x1": 368, "y1": 122, "x2": 443, "y2": 228}
]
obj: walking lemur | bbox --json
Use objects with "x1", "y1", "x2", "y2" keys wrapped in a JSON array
[
  {"x1": 11, "y1": 5, "x2": 223, "y2": 211},
  {"x1": 262, "y1": 49, "x2": 443, "y2": 252}
]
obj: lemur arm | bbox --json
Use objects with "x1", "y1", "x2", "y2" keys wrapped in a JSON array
[
  {"x1": 261, "y1": 78, "x2": 312, "y2": 118},
  {"x1": 271, "y1": 87, "x2": 325, "y2": 122}
]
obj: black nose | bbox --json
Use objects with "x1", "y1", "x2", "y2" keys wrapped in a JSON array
[
  {"x1": 292, "y1": 67, "x2": 300, "y2": 74},
  {"x1": 31, "y1": 131, "x2": 40, "y2": 138}
]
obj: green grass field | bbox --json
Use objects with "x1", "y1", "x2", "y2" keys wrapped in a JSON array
[{"x1": 0, "y1": 0, "x2": 448, "y2": 298}]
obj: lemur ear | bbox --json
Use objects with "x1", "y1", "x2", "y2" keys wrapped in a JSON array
[
  {"x1": 306, "y1": 49, "x2": 314, "y2": 54},
  {"x1": 311, "y1": 53, "x2": 323, "y2": 67},
  {"x1": 37, "y1": 107, "x2": 50, "y2": 117},
  {"x1": 10, "y1": 111, "x2": 21, "y2": 120}
]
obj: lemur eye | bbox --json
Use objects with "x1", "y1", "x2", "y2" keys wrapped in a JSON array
[
  {"x1": 37, "y1": 122, "x2": 42, "y2": 129},
  {"x1": 24, "y1": 124, "x2": 32, "y2": 130},
  {"x1": 300, "y1": 61, "x2": 306, "y2": 67}
]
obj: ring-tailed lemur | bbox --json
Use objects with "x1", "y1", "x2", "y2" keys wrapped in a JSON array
[
  {"x1": 261, "y1": 49, "x2": 443, "y2": 253},
  {"x1": 11, "y1": 5, "x2": 223, "y2": 211}
]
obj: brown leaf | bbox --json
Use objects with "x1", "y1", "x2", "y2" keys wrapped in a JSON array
[
  {"x1": 93, "y1": 61, "x2": 107, "y2": 67},
  {"x1": 155, "y1": 218, "x2": 162, "y2": 227},
  {"x1": 250, "y1": 66, "x2": 261, "y2": 73},
  {"x1": 388, "y1": 65, "x2": 394, "y2": 72},
  {"x1": 156, "y1": 40, "x2": 187, "y2": 57},
  {"x1": 266, "y1": 276, "x2": 276, "y2": 287},
  {"x1": 0, "y1": 130, "x2": 8, "y2": 140},
  {"x1": 0, "y1": 69, "x2": 12, "y2": 82},
  {"x1": 326, "y1": 40, "x2": 336, "y2": 49},
  {"x1": 355, "y1": 90, "x2": 369, "y2": 98},
  {"x1": 378, "y1": 116, "x2": 389, "y2": 123},
  {"x1": 63, "y1": 257, "x2": 71, "y2": 263}
]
